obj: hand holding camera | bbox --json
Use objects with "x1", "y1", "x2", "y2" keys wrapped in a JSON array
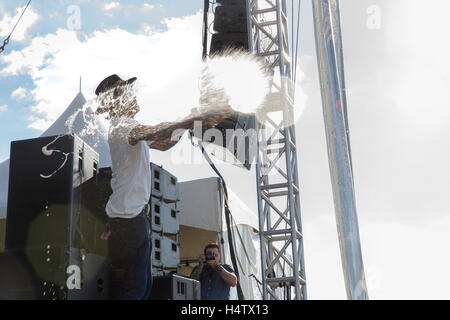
[
  {"x1": 198, "y1": 253, "x2": 206, "y2": 267},
  {"x1": 207, "y1": 255, "x2": 218, "y2": 269},
  {"x1": 198, "y1": 251, "x2": 218, "y2": 269},
  {"x1": 205, "y1": 252, "x2": 216, "y2": 262}
]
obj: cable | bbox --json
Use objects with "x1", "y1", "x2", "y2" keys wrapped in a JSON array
[
  {"x1": 249, "y1": 273, "x2": 263, "y2": 297},
  {"x1": 208, "y1": 19, "x2": 215, "y2": 35},
  {"x1": 293, "y1": 0, "x2": 301, "y2": 84},
  {"x1": 202, "y1": 143, "x2": 245, "y2": 300},
  {"x1": 210, "y1": 0, "x2": 217, "y2": 14},
  {"x1": 230, "y1": 213, "x2": 255, "y2": 271},
  {"x1": 229, "y1": 215, "x2": 246, "y2": 276},
  {"x1": 192, "y1": 133, "x2": 246, "y2": 300},
  {"x1": 202, "y1": 0, "x2": 210, "y2": 60},
  {"x1": 0, "y1": 0, "x2": 32, "y2": 54},
  {"x1": 291, "y1": 0, "x2": 294, "y2": 80}
]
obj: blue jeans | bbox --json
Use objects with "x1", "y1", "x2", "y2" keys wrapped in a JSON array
[{"x1": 108, "y1": 209, "x2": 152, "y2": 300}]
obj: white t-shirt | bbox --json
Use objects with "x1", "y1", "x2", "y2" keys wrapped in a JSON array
[{"x1": 106, "y1": 117, "x2": 151, "y2": 219}]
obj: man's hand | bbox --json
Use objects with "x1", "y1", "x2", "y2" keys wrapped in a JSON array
[
  {"x1": 198, "y1": 254, "x2": 206, "y2": 267},
  {"x1": 204, "y1": 250, "x2": 220, "y2": 268},
  {"x1": 206, "y1": 258, "x2": 218, "y2": 268},
  {"x1": 190, "y1": 254, "x2": 206, "y2": 281}
]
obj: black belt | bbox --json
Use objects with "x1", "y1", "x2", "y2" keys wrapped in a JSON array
[{"x1": 109, "y1": 203, "x2": 150, "y2": 222}]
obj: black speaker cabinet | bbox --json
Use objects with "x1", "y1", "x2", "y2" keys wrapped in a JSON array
[
  {"x1": 210, "y1": 0, "x2": 248, "y2": 55},
  {"x1": 3, "y1": 133, "x2": 185, "y2": 299},
  {"x1": 149, "y1": 274, "x2": 200, "y2": 300},
  {"x1": 3, "y1": 134, "x2": 109, "y2": 299},
  {"x1": 0, "y1": 249, "x2": 109, "y2": 300},
  {"x1": 6, "y1": 134, "x2": 99, "y2": 251},
  {"x1": 193, "y1": 113, "x2": 256, "y2": 170},
  {"x1": 210, "y1": 32, "x2": 249, "y2": 55},
  {"x1": 216, "y1": 0, "x2": 247, "y2": 4},
  {"x1": 213, "y1": 4, "x2": 248, "y2": 33}
]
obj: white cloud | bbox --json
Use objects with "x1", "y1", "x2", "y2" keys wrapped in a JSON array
[
  {"x1": 143, "y1": 3, "x2": 155, "y2": 10},
  {"x1": 0, "y1": 12, "x2": 206, "y2": 131},
  {"x1": 102, "y1": 2, "x2": 120, "y2": 11},
  {"x1": 0, "y1": 28, "x2": 78, "y2": 76},
  {"x1": 142, "y1": 3, "x2": 162, "y2": 10},
  {"x1": 102, "y1": 2, "x2": 121, "y2": 17},
  {"x1": 0, "y1": 104, "x2": 7, "y2": 112},
  {"x1": 140, "y1": 23, "x2": 158, "y2": 36},
  {"x1": 0, "y1": 6, "x2": 40, "y2": 42},
  {"x1": 0, "y1": 8, "x2": 306, "y2": 132},
  {"x1": 48, "y1": 11, "x2": 60, "y2": 19},
  {"x1": 11, "y1": 87, "x2": 29, "y2": 100}
]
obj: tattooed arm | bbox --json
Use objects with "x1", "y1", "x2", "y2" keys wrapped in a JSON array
[
  {"x1": 148, "y1": 138, "x2": 181, "y2": 152},
  {"x1": 128, "y1": 120, "x2": 191, "y2": 150},
  {"x1": 128, "y1": 109, "x2": 237, "y2": 151}
]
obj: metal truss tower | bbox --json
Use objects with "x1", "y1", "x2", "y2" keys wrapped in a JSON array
[{"x1": 247, "y1": 0, "x2": 307, "y2": 300}]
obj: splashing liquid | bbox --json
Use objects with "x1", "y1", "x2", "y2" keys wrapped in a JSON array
[
  {"x1": 91, "y1": 50, "x2": 271, "y2": 144},
  {"x1": 40, "y1": 135, "x2": 72, "y2": 179},
  {"x1": 63, "y1": 96, "x2": 109, "y2": 150},
  {"x1": 199, "y1": 50, "x2": 271, "y2": 114}
]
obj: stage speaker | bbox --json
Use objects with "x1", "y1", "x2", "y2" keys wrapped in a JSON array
[
  {"x1": 65, "y1": 248, "x2": 109, "y2": 300},
  {"x1": 6, "y1": 134, "x2": 99, "y2": 251},
  {"x1": 0, "y1": 250, "x2": 41, "y2": 299},
  {"x1": 149, "y1": 274, "x2": 201, "y2": 300},
  {"x1": 210, "y1": 0, "x2": 248, "y2": 55},
  {"x1": 213, "y1": 5, "x2": 248, "y2": 33},
  {"x1": 208, "y1": 1, "x2": 256, "y2": 170},
  {"x1": 152, "y1": 233, "x2": 180, "y2": 269},
  {"x1": 150, "y1": 163, "x2": 179, "y2": 202},
  {"x1": 150, "y1": 198, "x2": 179, "y2": 235},
  {"x1": 216, "y1": 0, "x2": 247, "y2": 4},
  {"x1": 194, "y1": 112, "x2": 257, "y2": 170},
  {"x1": 78, "y1": 166, "x2": 111, "y2": 256},
  {"x1": 0, "y1": 248, "x2": 109, "y2": 300},
  {"x1": 3, "y1": 134, "x2": 111, "y2": 299},
  {"x1": 210, "y1": 33, "x2": 249, "y2": 55}
]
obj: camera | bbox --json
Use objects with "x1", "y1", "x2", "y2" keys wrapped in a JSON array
[{"x1": 205, "y1": 252, "x2": 215, "y2": 261}]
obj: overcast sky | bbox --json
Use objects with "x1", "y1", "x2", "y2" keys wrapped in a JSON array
[{"x1": 1, "y1": 0, "x2": 450, "y2": 299}]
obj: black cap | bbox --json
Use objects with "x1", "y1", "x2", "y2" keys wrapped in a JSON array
[{"x1": 95, "y1": 74, "x2": 137, "y2": 96}]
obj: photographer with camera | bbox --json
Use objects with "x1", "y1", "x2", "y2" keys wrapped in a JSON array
[{"x1": 190, "y1": 243, "x2": 237, "y2": 300}]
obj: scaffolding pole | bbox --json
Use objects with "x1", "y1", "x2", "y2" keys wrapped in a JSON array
[{"x1": 312, "y1": 0, "x2": 368, "y2": 300}]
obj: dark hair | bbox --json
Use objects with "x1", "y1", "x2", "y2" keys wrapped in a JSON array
[{"x1": 204, "y1": 243, "x2": 220, "y2": 255}]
